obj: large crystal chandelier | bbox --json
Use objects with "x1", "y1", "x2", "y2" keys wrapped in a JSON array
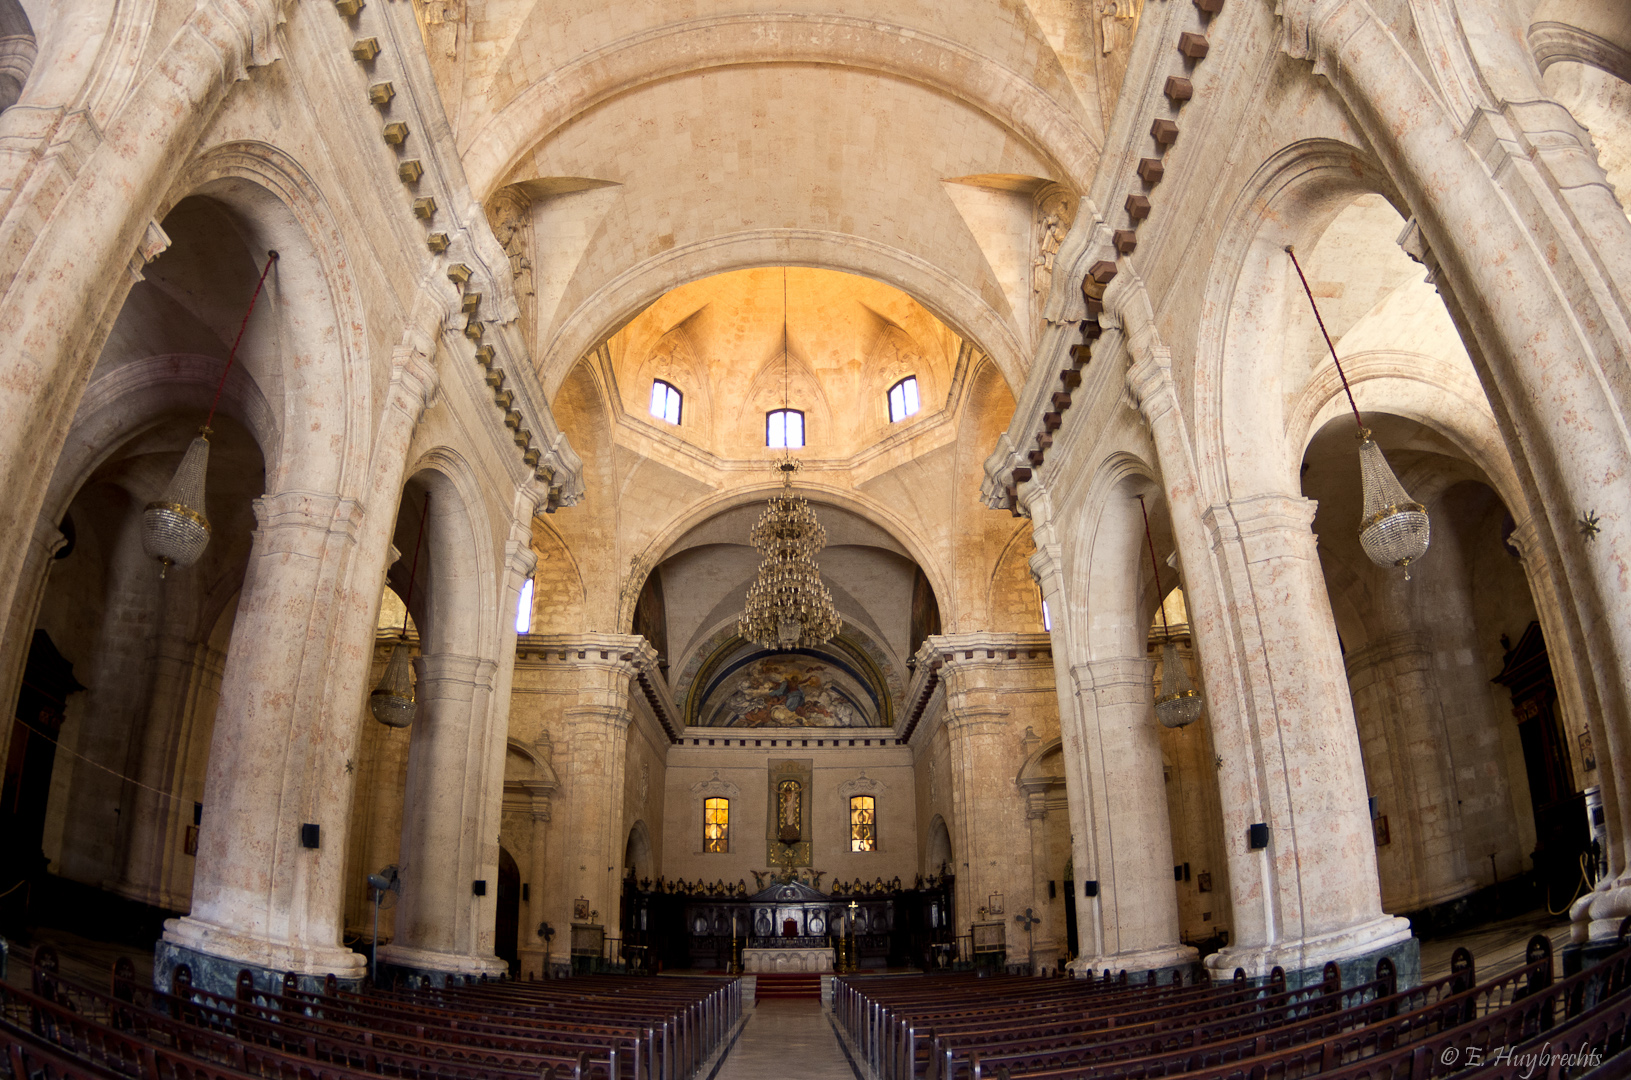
[
  {"x1": 141, "y1": 251, "x2": 278, "y2": 577},
  {"x1": 1287, "y1": 246, "x2": 1430, "y2": 579},
  {"x1": 737, "y1": 269, "x2": 842, "y2": 651},
  {"x1": 739, "y1": 460, "x2": 843, "y2": 650},
  {"x1": 1140, "y1": 495, "x2": 1202, "y2": 729}
]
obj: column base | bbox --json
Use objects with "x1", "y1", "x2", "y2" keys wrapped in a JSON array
[
  {"x1": 1570, "y1": 880, "x2": 1631, "y2": 943},
  {"x1": 375, "y1": 942, "x2": 509, "y2": 987},
  {"x1": 160, "y1": 915, "x2": 365, "y2": 997},
  {"x1": 1069, "y1": 942, "x2": 1200, "y2": 982},
  {"x1": 1205, "y1": 916, "x2": 1417, "y2": 990}
]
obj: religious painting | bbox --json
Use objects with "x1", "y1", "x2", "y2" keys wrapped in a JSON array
[{"x1": 701, "y1": 654, "x2": 876, "y2": 727}]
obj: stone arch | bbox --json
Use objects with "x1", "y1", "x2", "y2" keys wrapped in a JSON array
[
  {"x1": 624, "y1": 820, "x2": 655, "y2": 882},
  {"x1": 396, "y1": 453, "x2": 498, "y2": 661},
  {"x1": 160, "y1": 142, "x2": 371, "y2": 500},
  {"x1": 1190, "y1": 138, "x2": 1409, "y2": 504},
  {"x1": 538, "y1": 235, "x2": 1027, "y2": 401},
  {"x1": 462, "y1": 14, "x2": 1098, "y2": 199},
  {"x1": 986, "y1": 521, "x2": 1044, "y2": 634},
  {"x1": 1529, "y1": 0, "x2": 1631, "y2": 82},
  {"x1": 925, "y1": 814, "x2": 953, "y2": 877}
]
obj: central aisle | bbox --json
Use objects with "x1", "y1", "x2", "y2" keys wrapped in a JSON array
[{"x1": 713, "y1": 998, "x2": 857, "y2": 1080}]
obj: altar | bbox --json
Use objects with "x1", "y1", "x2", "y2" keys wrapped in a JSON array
[{"x1": 743, "y1": 946, "x2": 833, "y2": 972}]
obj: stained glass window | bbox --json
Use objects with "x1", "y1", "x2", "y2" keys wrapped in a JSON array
[
  {"x1": 850, "y1": 795, "x2": 876, "y2": 852},
  {"x1": 704, "y1": 797, "x2": 729, "y2": 853}
]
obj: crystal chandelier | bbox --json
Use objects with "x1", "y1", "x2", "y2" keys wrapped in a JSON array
[
  {"x1": 739, "y1": 460, "x2": 843, "y2": 650},
  {"x1": 1139, "y1": 495, "x2": 1202, "y2": 729},
  {"x1": 1287, "y1": 246, "x2": 1430, "y2": 579},
  {"x1": 141, "y1": 251, "x2": 278, "y2": 577},
  {"x1": 737, "y1": 270, "x2": 842, "y2": 651},
  {"x1": 371, "y1": 492, "x2": 430, "y2": 728}
]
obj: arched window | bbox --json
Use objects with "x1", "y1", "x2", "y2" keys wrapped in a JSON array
[
  {"x1": 767, "y1": 409, "x2": 804, "y2": 448},
  {"x1": 704, "y1": 797, "x2": 730, "y2": 853},
  {"x1": 850, "y1": 795, "x2": 876, "y2": 852},
  {"x1": 1041, "y1": 597, "x2": 1051, "y2": 633},
  {"x1": 649, "y1": 380, "x2": 683, "y2": 425},
  {"x1": 887, "y1": 376, "x2": 920, "y2": 422},
  {"x1": 515, "y1": 577, "x2": 535, "y2": 634}
]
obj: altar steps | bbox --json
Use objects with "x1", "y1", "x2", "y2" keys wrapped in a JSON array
[{"x1": 755, "y1": 972, "x2": 823, "y2": 1000}]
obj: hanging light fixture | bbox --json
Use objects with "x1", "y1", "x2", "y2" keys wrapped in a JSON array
[
  {"x1": 737, "y1": 270, "x2": 843, "y2": 651},
  {"x1": 1286, "y1": 245, "x2": 1430, "y2": 579},
  {"x1": 1140, "y1": 494, "x2": 1202, "y2": 729},
  {"x1": 141, "y1": 250, "x2": 279, "y2": 577},
  {"x1": 371, "y1": 492, "x2": 430, "y2": 728}
]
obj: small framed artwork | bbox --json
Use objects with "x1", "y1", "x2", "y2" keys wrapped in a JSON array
[
  {"x1": 183, "y1": 826, "x2": 199, "y2": 856},
  {"x1": 988, "y1": 892, "x2": 1004, "y2": 916},
  {"x1": 573, "y1": 897, "x2": 591, "y2": 921},
  {"x1": 1374, "y1": 815, "x2": 1391, "y2": 847},
  {"x1": 1196, "y1": 871, "x2": 1211, "y2": 893},
  {"x1": 1580, "y1": 728, "x2": 1597, "y2": 771}
]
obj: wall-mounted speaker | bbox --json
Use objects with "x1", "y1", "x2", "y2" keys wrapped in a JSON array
[
  {"x1": 300, "y1": 823, "x2": 320, "y2": 849},
  {"x1": 1248, "y1": 823, "x2": 1270, "y2": 850},
  {"x1": 473, "y1": 880, "x2": 487, "y2": 896},
  {"x1": 1083, "y1": 880, "x2": 1099, "y2": 897}
]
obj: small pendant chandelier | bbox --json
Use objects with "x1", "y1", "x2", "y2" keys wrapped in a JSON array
[
  {"x1": 737, "y1": 270, "x2": 842, "y2": 651},
  {"x1": 1140, "y1": 494, "x2": 1202, "y2": 729},
  {"x1": 141, "y1": 251, "x2": 278, "y2": 577},
  {"x1": 371, "y1": 492, "x2": 430, "y2": 728},
  {"x1": 1287, "y1": 246, "x2": 1430, "y2": 579}
]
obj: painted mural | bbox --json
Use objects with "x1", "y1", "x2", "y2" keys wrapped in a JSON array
[{"x1": 701, "y1": 655, "x2": 876, "y2": 728}]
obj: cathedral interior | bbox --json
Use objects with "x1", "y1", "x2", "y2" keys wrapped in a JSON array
[{"x1": 1, "y1": 0, "x2": 1630, "y2": 1044}]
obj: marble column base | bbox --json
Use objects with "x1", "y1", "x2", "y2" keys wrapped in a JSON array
[
  {"x1": 1069, "y1": 941, "x2": 1199, "y2": 980},
  {"x1": 155, "y1": 937, "x2": 364, "y2": 998},
  {"x1": 159, "y1": 915, "x2": 365, "y2": 997},
  {"x1": 375, "y1": 942, "x2": 509, "y2": 987},
  {"x1": 1570, "y1": 880, "x2": 1631, "y2": 943},
  {"x1": 1205, "y1": 916, "x2": 1418, "y2": 991}
]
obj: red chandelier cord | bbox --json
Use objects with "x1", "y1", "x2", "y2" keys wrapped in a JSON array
[
  {"x1": 1137, "y1": 494, "x2": 1173, "y2": 641},
  {"x1": 1284, "y1": 244, "x2": 1366, "y2": 436},
  {"x1": 203, "y1": 250, "x2": 279, "y2": 433},
  {"x1": 399, "y1": 493, "x2": 430, "y2": 639}
]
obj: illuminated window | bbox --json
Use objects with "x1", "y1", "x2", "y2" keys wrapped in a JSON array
[
  {"x1": 887, "y1": 377, "x2": 920, "y2": 422},
  {"x1": 767, "y1": 409, "x2": 805, "y2": 448},
  {"x1": 1042, "y1": 598, "x2": 1051, "y2": 633},
  {"x1": 516, "y1": 578, "x2": 535, "y2": 634},
  {"x1": 649, "y1": 380, "x2": 683, "y2": 425},
  {"x1": 850, "y1": 795, "x2": 876, "y2": 852},
  {"x1": 704, "y1": 797, "x2": 730, "y2": 853}
]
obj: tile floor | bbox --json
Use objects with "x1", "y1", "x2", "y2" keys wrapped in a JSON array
[
  {"x1": 1417, "y1": 906, "x2": 1573, "y2": 981},
  {"x1": 712, "y1": 999, "x2": 859, "y2": 1080}
]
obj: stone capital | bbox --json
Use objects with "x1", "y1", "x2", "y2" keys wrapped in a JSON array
[
  {"x1": 1125, "y1": 347, "x2": 1178, "y2": 428},
  {"x1": 1205, "y1": 494, "x2": 1318, "y2": 564},
  {"x1": 413, "y1": 652, "x2": 498, "y2": 693},
  {"x1": 252, "y1": 489, "x2": 363, "y2": 549}
]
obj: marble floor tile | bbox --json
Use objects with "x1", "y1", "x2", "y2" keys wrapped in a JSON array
[{"x1": 713, "y1": 999, "x2": 858, "y2": 1080}]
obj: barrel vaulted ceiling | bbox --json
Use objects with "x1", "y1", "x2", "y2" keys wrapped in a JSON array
[{"x1": 410, "y1": 0, "x2": 1145, "y2": 396}]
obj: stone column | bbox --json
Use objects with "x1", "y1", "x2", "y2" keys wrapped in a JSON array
[
  {"x1": 536, "y1": 635, "x2": 654, "y2": 973},
  {"x1": 1022, "y1": 789, "x2": 1054, "y2": 973},
  {"x1": 1345, "y1": 633, "x2": 1477, "y2": 912},
  {"x1": 1290, "y1": 0, "x2": 1631, "y2": 942},
  {"x1": 158, "y1": 304, "x2": 444, "y2": 995},
  {"x1": 377, "y1": 653, "x2": 507, "y2": 980},
  {"x1": 1122, "y1": 338, "x2": 1410, "y2": 983},
  {"x1": 520, "y1": 783, "x2": 554, "y2": 978},
  {"x1": 1201, "y1": 493, "x2": 1412, "y2": 979},
  {"x1": 1071, "y1": 657, "x2": 1195, "y2": 975},
  {"x1": 159, "y1": 490, "x2": 370, "y2": 991},
  {"x1": 928, "y1": 634, "x2": 1056, "y2": 965}
]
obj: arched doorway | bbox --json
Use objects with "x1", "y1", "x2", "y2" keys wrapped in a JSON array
[{"x1": 496, "y1": 847, "x2": 520, "y2": 976}]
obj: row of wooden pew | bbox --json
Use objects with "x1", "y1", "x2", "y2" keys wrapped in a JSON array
[
  {"x1": 0, "y1": 947, "x2": 740, "y2": 1080},
  {"x1": 835, "y1": 935, "x2": 1631, "y2": 1080}
]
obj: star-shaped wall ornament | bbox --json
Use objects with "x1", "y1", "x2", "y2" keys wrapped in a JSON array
[{"x1": 1579, "y1": 510, "x2": 1602, "y2": 542}]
